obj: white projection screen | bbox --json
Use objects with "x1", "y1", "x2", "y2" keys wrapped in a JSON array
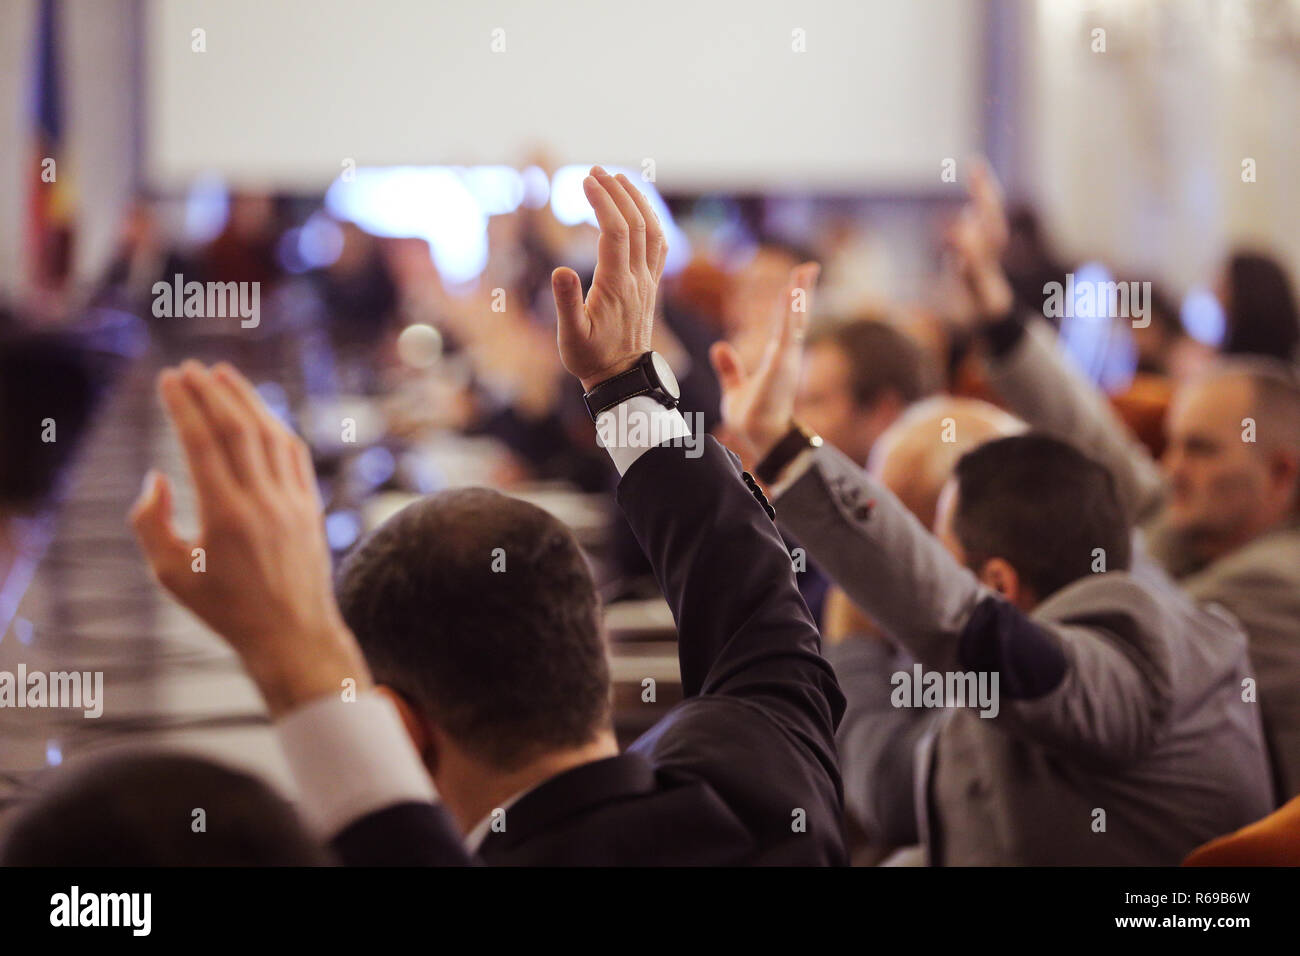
[{"x1": 146, "y1": 0, "x2": 982, "y2": 192}]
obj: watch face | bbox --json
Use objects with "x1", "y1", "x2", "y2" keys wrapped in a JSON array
[{"x1": 650, "y1": 351, "x2": 681, "y2": 399}]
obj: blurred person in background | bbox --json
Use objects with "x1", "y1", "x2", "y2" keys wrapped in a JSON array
[
  {"x1": 712, "y1": 245, "x2": 1272, "y2": 864},
  {"x1": 1220, "y1": 250, "x2": 1300, "y2": 363},
  {"x1": 819, "y1": 396, "x2": 1025, "y2": 863},
  {"x1": 309, "y1": 220, "x2": 400, "y2": 348},
  {"x1": 776, "y1": 316, "x2": 932, "y2": 622},
  {"x1": 955, "y1": 163, "x2": 1300, "y2": 806},
  {"x1": 797, "y1": 318, "x2": 932, "y2": 469},
  {"x1": 1109, "y1": 281, "x2": 1208, "y2": 459},
  {"x1": 93, "y1": 196, "x2": 193, "y2": 318}
]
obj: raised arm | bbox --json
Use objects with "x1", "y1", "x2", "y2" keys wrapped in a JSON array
[
  {"x1": 130, "y1": 362, "x2": 469, "y2": 865},
  {"x1": 710, "y1": 184, "x2": 1171, "y2": 763},
  {"x1": 949, "y1": 162, "x2": 1166, "y2": 524},
  {"x1": 551, "y1": 168, "x2": 844, "y2": 758}
]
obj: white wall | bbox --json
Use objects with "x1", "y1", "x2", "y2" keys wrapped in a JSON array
[
  {"x1": 145, "y1": 0, "x2": 982, "y2": 192},
  {"x1": 1021, "y1": 0, "x2": 1300, "y2": 291}
]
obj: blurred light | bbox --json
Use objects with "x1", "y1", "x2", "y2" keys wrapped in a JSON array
[
  {"x1": 46, "y1": 740, "x2": 62, "y2": 767},
  {"x1": 325, "y1": 510, "x2": 363, "y2": 551},
  {"x1": 521, "y1": 165, "x2": 551, "y2": 209},
  {"x1": 183, "y1": 174, "x2": 229, "y2": 243},
  {"x1": 277, "y1": 229, "x2": 310, "y2": 274},
  {"x1": 14, "y1": 617, "x2": 33, "y2": 645},
  {"x1": 299, "y1": 212, "x2": 346, "y2": 268},
  {"x1": 403, "y1": 451, "x2": 444, "y2": 495},
  {"x1": 396, "y1": 322, "x2": 443, "y2": 369},
  {"x1": 1181, "y1": 287, "x2": 1226, "y2": 346},
  {"x1": 1058, "y1": 262, "x2": 1137, "y2": 393},
  {"x1": 356, "y1": 446, "x2": 397, "y2": 487},
  {"x1": 326, "y1": 167, "x2": 488, "y2": 284},
  {"x1": 461, "y1": 166, "x2": 525, "y2": 215},
  {"x1": 549, "y1": 165, "x2": 691, "y2": 274}
]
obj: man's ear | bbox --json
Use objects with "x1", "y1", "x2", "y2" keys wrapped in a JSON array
[
  {"x1": 977, "y1": 557, "x2": 1021, "y2": 606},
  {"x1": 375, "y1": 685, "x2": 436, "y2": 772},
  {"x1": 1267, "y1": 448, "x2": 1300, "y2": 503}
]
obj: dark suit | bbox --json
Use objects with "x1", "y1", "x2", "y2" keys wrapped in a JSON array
[{"x1": 332, "y1": 436, "x2": 847, "y2": 865}]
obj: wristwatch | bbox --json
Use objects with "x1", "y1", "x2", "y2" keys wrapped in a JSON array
[
  {"x1": 754, "y1": 423, "x2": 823, "y2": 485},
  {"x1": 583, "y1": 351, "x2": 681, "y2": 421}
]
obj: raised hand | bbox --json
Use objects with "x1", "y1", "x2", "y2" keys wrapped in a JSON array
[
  {"x1": 552, "y1": 166, "x2": 667, "y2": 391},
  {"x1": 945, "y1": 157, "x2": 1014, "y2": 321},
  {"x1": 709, "y1": 262, "x2": 820, "y2": 466},
  {"x1": 129, "y1": 361, "x2": 369, "y2": 717}
]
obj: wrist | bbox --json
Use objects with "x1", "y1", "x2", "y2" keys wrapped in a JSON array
[
  {"x1": 247, "y1": 627, "x2": 373, "y2": 719},
  {"x1": 580, "y1": 357, "x2": 641, "y2": 393}
]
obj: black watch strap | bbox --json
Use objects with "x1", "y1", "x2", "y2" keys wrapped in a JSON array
[
  {"x1": 754, "y1": 424, "x2": 822, "y2": 485},
  {"x1": 583, "y1": 353, "x2": 678, "y2": 421}
]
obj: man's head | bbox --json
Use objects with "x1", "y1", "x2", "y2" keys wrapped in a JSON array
[
  {"x1": 934, "y1": 434, "x2": 1132, "y2": 610},
  {"x1": 1, "y1": 751, "x2": 327, "y2": 866},
  {"x1": 1161, "y1": 360, "x2": 1300, "y2": 560},
  {"x1": 335, "y1": 488, "x2": 612, "y2": 779},
  {"x1": 868, "y1": 396, "x2": 1026, "y2": 527},
  {"x1": 797, "y1": 319, "x2": 929, "y2": 466}
]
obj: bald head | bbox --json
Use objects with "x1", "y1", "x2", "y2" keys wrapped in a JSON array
[{"x1": 868, "y1": 396, "x2": 1026, "y2": 528}]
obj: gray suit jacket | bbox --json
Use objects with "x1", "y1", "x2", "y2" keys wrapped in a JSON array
[
  {"x1": 774, "y1": 443, "x2": 1274, "y2": 865},
  {"x1": 986, "y1": 318, "x2": 1300, "y2": 801}
]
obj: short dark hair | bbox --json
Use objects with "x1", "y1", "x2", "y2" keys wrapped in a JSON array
[
  {"x1": 336, "y1": 488, "x2": 610, "y2": 770},
  {"x1": 0, "y1": 752, "x2": 328, "y2": 866},
  {"x1": 952, "y1": 434, "x2": 1131, "y2": 600},
  {"x1": 808, "y1": 319, "x2": 929, "y2": 408}
]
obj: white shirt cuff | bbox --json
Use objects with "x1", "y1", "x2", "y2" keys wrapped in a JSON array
[
  {"x1": 595, "y1": 395, "x2": 692, "y2": 475},
  {"x1": 276, "y1": 691, "x2": 437, "y2": 839}
]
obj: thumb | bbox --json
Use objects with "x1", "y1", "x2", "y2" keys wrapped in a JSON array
[
  {"x1": 129, "y1": 470, "x2": 192, "y2": 587},
  {"x1": 709, "y1": 341, "x2": 748, "y2": 393},
  {"x1": 551, "y1": 267, "x2": 588, "y2": 339}
]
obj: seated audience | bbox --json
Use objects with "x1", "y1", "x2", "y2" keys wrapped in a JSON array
[
  {"x1": 957, "y1": 167, "x2": 1300, "y2": 804},
  {"x1": 710, "y1": 251, "x2": 1273, "y2": 864},
  {"x1": 783, "y1": 316, "x2": 932, "y2": 622},
  {"x1": 820, "y1": 397, "x2": 1025, "y2": 855},
  {"x1": 128, "y1": 169, "x2": 847, "y2": 866}
]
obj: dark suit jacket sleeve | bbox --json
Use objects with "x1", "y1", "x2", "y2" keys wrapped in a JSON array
[
  {"x1": 331, "y1": 802, "x2": 475, "y2": 866},
  {"x1": 616, "y1": 436, "x2": 845, "y2": 772}
]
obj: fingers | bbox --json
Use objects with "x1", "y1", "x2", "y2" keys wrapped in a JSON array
[
  {"x1": 762, "y1": 262, "x2": 819, "y2": 370},
  {"x1": 212, "y1": 362, "x2": 296, "y2": 483},
  {"x1": 129, "y1": 469, "x2": 192, "y2": 591},
  {"x1": 178, "y1": 362, "x2": 271, "y2": 489},
  {"x1": 591, "y1": 167, "x2": 646, "y2": 273},
  {"x1": 709, "y1": 341, "x2": 749, "y2": 393},
  {"x1": 584, "y1": 171, "x2": 631, "y2": 281},
  {"x1": 967, "y1": 156, "x2": 1008, "y2": 253},
  {"x1": 780, "y1": 262, "x2": 820, "y2": 347},
  {"x1": 159, "y1": 368, "x2": 242, "y2": 519},
  {"x1": 614, "y1": 172, "x2": 666, "y2": 279}
]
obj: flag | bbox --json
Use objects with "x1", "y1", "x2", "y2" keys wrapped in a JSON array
[{"x1": 27, "y1": 0, "x2": 75, "y2": 293}]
